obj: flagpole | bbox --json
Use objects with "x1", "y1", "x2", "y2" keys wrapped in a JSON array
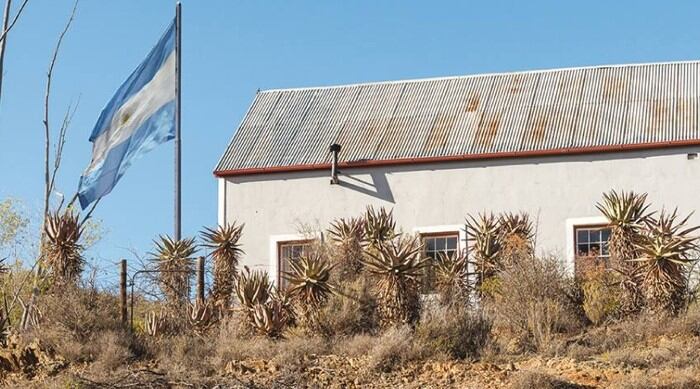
[{"x1": 174, "y1": 1, "x2": 182, "y2": 241}]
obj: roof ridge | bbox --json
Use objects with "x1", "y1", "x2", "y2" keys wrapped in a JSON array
[{"x1": 258, "y1": 59, "x2": 700, "y2": 94}]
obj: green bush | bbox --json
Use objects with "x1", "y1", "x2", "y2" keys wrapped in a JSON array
[{"x1": 581, "y1": 269, "x2": 620, "y2": 325}]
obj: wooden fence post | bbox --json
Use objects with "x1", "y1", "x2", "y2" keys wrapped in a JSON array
[
  {"x1": 197, "y1": 256, "x2": 205, "y2": 302},
  {"x1": 120, "y1": 259, "x2": 127, "y2": 326}
]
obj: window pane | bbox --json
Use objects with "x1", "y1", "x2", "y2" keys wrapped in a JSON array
[
  {"x1": 281, "y1": 246, "x2": 291, "y2": 260},
  {"x1": 425, "y1": 238, "x2": 436, "y2": 251},
  {"x1": 577, "y1": 244, "x2": 589, "y2": 257},
  {"x1": 435, "y1": 238, "x2": 446, "y2": 251},
  {"x1": 589, "y1": 230, "x2": 601, "y2": 243},
  {"x1": 601, "y1": 228, "x2": 611, "y2": 242},
  {"x1": 602, "y1": 242, "x2": 609, "y2": 256},
  {"x1": 446, "y1": 237, "x2": 458, "y2": 250},
  {"x1": 577, "y1": 230, "x2": 588, "y2": 243}
]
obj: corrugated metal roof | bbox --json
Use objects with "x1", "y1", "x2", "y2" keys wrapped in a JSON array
[{"x1": 215, "y1": 61, "x2": 700, "y2": 174}]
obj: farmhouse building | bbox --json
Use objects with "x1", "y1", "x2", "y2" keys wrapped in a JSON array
[{"x1": 215, "y1": 61, "x2": 700, "y2": 284}]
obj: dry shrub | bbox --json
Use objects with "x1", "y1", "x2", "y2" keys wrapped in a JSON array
[
  {"x1": 486, "y1": 255, "x2": 584, "y2": 353},
  {"x1": 317, "y1": 276, "x2": 379, "y2": 336},
  {"x1": 509, "y1": 370, "x2": 582, "y2": 389},
  {"x1": 581, "y1": 268, "x2": 620, "y2": 325},
  {"x1": 609, "y1": 369, "x2": 700, "y2": 389},
  {"x1": 31, "y1": 285, "x2": 151, "y2": 380},
  {"x1": 333, "y1": 333, "x2": 376, "y2": 357},
  {"x1": 414, "y1": 306, "x2": 492, "y2": 360},
  {"x1": 367, "y1": 325, "x2": 419, "y2": 372},
  {"x1": 272, "y1": 335, "x2": 330, "y2": 369},
  {"x1": 605, "y1": 336, "x2": 700, "y2": 370},
  {"x1": 212, "y1": 312, "x2": 275, "y2": 365},
  {"x1": 156, "y1": 335, "x2": 215, "y2": 376},
  {"x1": 564, "y1": 305, "x2": 700, "y2": 361},
  {"x1": 90, "y1": 330, "x2": 134, "y2": 371}
]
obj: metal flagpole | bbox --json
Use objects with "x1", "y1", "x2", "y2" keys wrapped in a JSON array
[{"x1": 174, "y1": 2, "x2": 182, "y2": 240}]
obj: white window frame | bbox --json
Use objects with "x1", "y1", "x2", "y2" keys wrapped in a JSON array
[
  {"x1": 269, "y1": 233, "x2": 320, "y2": 287},
  {"x1": 413, "y1": 225, "x2": 468, "y2": 287},
  {"x1": 564, "y1": 216, "x2": 608, "y2": 275}
]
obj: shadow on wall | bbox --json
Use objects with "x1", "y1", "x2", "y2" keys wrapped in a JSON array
[{"x1": 338, "y1": 171, "x2": 395, "y2": 203}]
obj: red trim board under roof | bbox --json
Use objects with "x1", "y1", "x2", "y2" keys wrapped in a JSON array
[{"x1": 214, "y1": 139, "x2": 700, "y2": 177}]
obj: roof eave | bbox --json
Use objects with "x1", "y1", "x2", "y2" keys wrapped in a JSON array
[{"x1": 213, "y1": 139, "x2": 700, "y2": 178}]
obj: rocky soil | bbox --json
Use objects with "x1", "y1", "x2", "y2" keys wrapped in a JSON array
[{"x1": 2, "y1": 348, "x2": 698, "y2": 388}]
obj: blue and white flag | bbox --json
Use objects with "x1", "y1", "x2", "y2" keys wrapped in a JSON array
[{"x1": 78, "y1": 21, "x2": 176, "y2": 209}]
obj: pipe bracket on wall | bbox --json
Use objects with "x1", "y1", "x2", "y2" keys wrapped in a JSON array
[{"x1": 330, "y1": 143, "x2": 342, "y2": 184}]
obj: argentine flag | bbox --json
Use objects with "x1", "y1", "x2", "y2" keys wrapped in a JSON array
[{"x1": 78, "y1": 20, "x2": 176, "y2": 209}]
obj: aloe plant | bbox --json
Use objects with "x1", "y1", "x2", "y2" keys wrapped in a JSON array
[
  {"x1": 283, "y1": 253, "x2": 335, "y2": 330},
  {"x1": 151, "y1": 236, "x2": 196, "y2": 312},
  {"x1": 235, "y1": 266, "x2": 272, "y2": 310},
  {"x1": 363, "y1": 206, "x2": 397, "y2": 250},
  {"x1": 498, "y1": 212, "x2": 534, "y2": 267},
  {"x1": 465, "y1": 213, "x2": 501, "y2": 291},
  {"x1": 434, "y1": 252, "x2": 470, "y2": 307},
  {"x1": 633, "y1": 210, "x2": 699, "y2": 313},
  {"x1": 361, "y1": 235, "x2": 428, "y2": 326},
  {"x1": 328, "y1": 217, "x2": 366, "y2": 278},
  {"x1": 201, "y1": 223, "x2": 245, "y2": 311},
  {"x1": 44, "y1": 210, "x2": 84, "y2": 285},
  {"x1": 596, "y1": 190, "x2": 651, "y2": 314},
  {"x1": 251, "y1": 300, "x2": 290, "y2": 339}
]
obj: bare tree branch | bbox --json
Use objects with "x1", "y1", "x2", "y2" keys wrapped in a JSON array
[
  {"x1": 43, "y1": 0, "x2": 78, "y2": 227},
  {"x1": 0, "y1": 0, "x2": 28, "y2": 44},
  {"x1": 0, "y1": 0, "x2": 30, "y2": 105},
  {"x1": 48, "y1": 97, "x2": 80, "y2": 208}
]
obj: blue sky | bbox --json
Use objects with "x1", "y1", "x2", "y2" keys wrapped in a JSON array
[{"x1": 2, "y1": 0, "x2": 700, "y2": 279}]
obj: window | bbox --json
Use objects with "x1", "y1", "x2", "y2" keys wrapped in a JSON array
[
  {"x1": 278, "y1": 240, "x2": 311, "y2": 288},
  {"x1": 574, "y1": 225, "x2": 611, "y2": 277},
  {"x1": 575, "y1": 226, "x2": 611, "y2": 258},
  {"x1": 421, "y1": 233, "x2": 459, "y2": 292}
]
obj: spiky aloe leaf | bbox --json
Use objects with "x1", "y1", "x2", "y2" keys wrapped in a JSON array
[
  {"x1": 44, "y1": 210, "x2": 84, "y2": 285},
  {"x1": 328, "y1": 217, "x2": 366, "y2": 277},
  {"x1": 497, "y1": 212, "x2": 535, "y2": 267},
  {"x1": 361, "y1": 235, "x2": 428, "y2": 326},
  {"x1": 235, "y1": 266, "x2": 272, "y2": 309},
  {"x1": 150, "y1": 235, "x2": 196, "y2": 310},
  {"x1": 201, "y1": 223, "x2": 245, "y2": 310},
  {"x1": 434, "y1": 252, "x2": 470, "y2": 307},
  {"x1": 251, "y1": 300, "x2": 289, "y2": 339},
  {"x1": 596, "y1": 190, "x2": 652, "y2": 315},
  {"x1": 282, "y1": 253, "x2": 336, "y2": 330},
  {"x1": 632, "y1": 209, "x2": 699, "y2": 313},
  {"x1": 596, "y1": 190, "x2": 652, "y2": 230},
  {"x1": 497, "y1": 212, "x2": 534, "y2": 242},
  {"x1": 465, "y1": 213, "x2": 501, "y2": 289},
  {"x1": 363, "y1": 206, "x2": 397, "y2": 249}
]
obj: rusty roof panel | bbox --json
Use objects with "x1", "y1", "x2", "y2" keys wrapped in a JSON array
[{"x1": 215, "y1": 61, "x2": 700, "y2": 173}]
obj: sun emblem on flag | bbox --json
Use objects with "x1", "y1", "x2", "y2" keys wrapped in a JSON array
[{"x1": 120, "y1": 110, "x2": 132, "y2": 126}]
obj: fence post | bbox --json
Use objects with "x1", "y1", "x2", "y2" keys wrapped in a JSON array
[
  {"x1": 197, "y1": 256, "x2": 205, "y2": 302},
  {"x1": 120, "y1": 259, "x2": 127, "y2": 326}
]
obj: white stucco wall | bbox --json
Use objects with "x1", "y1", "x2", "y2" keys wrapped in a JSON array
[{"x1": 219, "y1": 147, "x2": 700, "y2": 283}]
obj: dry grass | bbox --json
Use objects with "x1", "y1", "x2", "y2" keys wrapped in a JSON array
[
  {"x1": 509, "y1": 371, "x2": 583, "y2": 389},
  {"x1": 414, "y1": 305, "x2": 492, "y2": 360},
  {"x1": 366, "y1": 325, "x2": 418, "y2": 372}
]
